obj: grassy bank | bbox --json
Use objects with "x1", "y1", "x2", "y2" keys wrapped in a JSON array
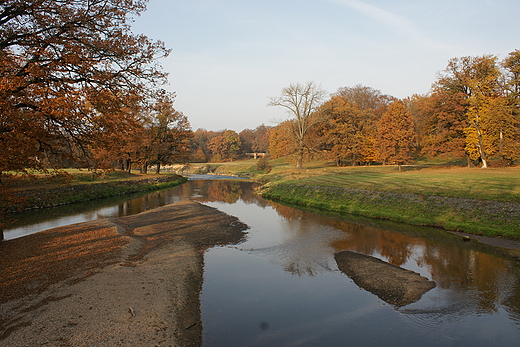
[
  {"x1": 2, "y1": 172, "x2": 187, "y2": 213},
  {"x1": 185, "y1": 158, "x2": 519, "y2": 238},
  {"x1": 261, "y1": 183, "x2": 519, "y2": 238},
  {"x1": 258, "y1": 164, "x2": 520, "y2": 239}
]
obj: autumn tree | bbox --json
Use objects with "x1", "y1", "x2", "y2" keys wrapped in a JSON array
[
  {"x1": 251, "y1": 125, "x2": 271, "y2": 153},
  {"x1": 207, "y1": 135, "x2": 229, "y2": 162},
  {"x1": 407, "y1": 92, "x2": 467, "y2": 159},
  {"x1": 239, "y1": 128, "x2": 255, "y2": 154},
  {"x1": 377, "y1": 101, "x2": 416, "y2": 170},
  {"x1": 269, "y1": 82, "x2": 326, "y2": 169},
  {"x1": 240, "y1": 124, "x2": 271, "y2": 156},
  {"x1": 434, "y1": 55, "x2": 516, "y2": 167},
  {"x1": 335, "y1": 84, "x2": 394, "y2": 117},
  {"x1": 0, "y1": 0, "x2": 170, "y2": 173},
  {"x1": 269, "y1": 121, "x2": 296, "y2": 159},
  {"x1": 190, "y1": 129, "x2": 216, "y2": 162},
  {"x1": 504, "y1": 50, "x2": 520, "y2": 111},
  {"x1": 224, "y1": 130, "x2": 242, "y2": 161},
  {"x1": 317, "y1": 96, "x2": 378, "y2": 166},
  {"x1": 501, "y1": 50, "x2": 520, "y2": 163},
  {"x1": 140, "y1": 93, "x2": 192, "y2": 174}
]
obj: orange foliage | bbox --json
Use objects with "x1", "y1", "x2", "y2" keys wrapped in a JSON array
[
  {"x1": 377, "y1": 101, "x2": 417, "y2": 166},
  {"x1": 0, "y1": 0, "x2": 170, "y2": 173}
]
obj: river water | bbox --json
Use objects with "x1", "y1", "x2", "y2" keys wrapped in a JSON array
[{"x1": 4, "y1": 178, "x2": 520, "y2": 346}]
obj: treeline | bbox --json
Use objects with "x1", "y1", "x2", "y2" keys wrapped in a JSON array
[
  {"x1": 266, "y1": 51, "x2": 520, "y2": 168},
  {"x1": 203, "y1": 50, "x2": 520, "y2": 169},
  {"x1": 189, "y1": 125, "x2": 271, "y2": 162}
]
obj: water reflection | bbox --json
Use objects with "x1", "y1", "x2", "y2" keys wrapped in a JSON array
[
  {"x1": 248, "y1": 224, "x2": 343, "y2": 276},
  {"x1": 257, "y1": 199, "x2": 520, "y2": 330},
  {"x1": 202, "y1": 189, "x2": 520, "y2": 346},
  {"x1": 3, "y1": 179, "x2": 261, "y2": 240}
]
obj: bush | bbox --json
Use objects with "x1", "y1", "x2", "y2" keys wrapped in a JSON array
[{"x1": 256, "y1": 157, "x2": 272, "y2": 173}]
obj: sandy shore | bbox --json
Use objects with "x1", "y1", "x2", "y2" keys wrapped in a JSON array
[{"x1": 0, "y1": 201, "x2": 248, "y2": 346}]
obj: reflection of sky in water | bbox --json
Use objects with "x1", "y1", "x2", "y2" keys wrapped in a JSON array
[
  {"x1": 206, "y1": 201, "x2": 347, "y2": 276},
  {"x1": 4, "y1": 205, "x2": 120, "y2": 240}
]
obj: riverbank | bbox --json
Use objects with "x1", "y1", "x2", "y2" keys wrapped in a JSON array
[
  {"x1": 261, "y1": 183, "x2": 520, "y2": 240},
  {"x1": 0, "y1": 200, "x2": 248, "y2": 346},
  {"x1": 2, "y1": 173, "x2": 187, "y2": 214},
  {"x1": 192, "y1": 158, "x2": 519, "y2": 239}
]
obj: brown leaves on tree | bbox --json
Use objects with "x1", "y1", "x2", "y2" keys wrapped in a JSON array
[
  {"x1": 0, "y1": 0, "x2": 170, "y2": 173},
  {"x1": 377, "y1": 101, "x2": 416, "y2": 169}
]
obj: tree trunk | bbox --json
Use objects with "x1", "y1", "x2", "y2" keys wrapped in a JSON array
[
  {"x1": 475, "y1": 106, "x2": 488, "y2": 168},
  {"x1": 499, "y1": 127, "x2": 504, "y2": 155},
  {"x1": 296, "y1": 147, "x2": 303, "y2": 170},
  {"x1": 477, "y1": 128, "x2": 488, "y2": 168},
  {"x1": 155, "y1": 162, "x2": 161, "y2": 174}
]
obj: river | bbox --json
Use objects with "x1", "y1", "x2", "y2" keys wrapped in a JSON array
[{"x1": 4, "y1": 178, "x2": 520, "y2": 346}]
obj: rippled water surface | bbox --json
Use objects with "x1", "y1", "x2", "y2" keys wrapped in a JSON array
[{"x1": 5, "y1": 179, "x2": 520, "y2": 346}]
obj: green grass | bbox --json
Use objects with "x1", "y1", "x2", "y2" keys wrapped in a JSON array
[
  {"x1": 288, "y1": 167, "x2": 520, "y2": 204},
  {"x1": 261, "y1": 182, "x2": 520, "y2": 239},
  {"x1": 240, "y1": 158, "x2": 520, "y2": 239}
]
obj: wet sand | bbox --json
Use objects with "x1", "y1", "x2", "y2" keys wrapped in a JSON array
[
  {"x1": 334, "y1": 251, "x2": 436, "y2": 308},
  {"x1": 0, "y1": 201, "x2": 248, "y2": 346}
]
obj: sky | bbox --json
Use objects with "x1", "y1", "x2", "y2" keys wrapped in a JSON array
[{"x1": 131, "y1": 0, "x2": 520, "y2": 131}]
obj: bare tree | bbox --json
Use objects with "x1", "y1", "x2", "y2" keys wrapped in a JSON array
[{"x1": 269, "y1": 82, "x2": 326, "y2": 169}]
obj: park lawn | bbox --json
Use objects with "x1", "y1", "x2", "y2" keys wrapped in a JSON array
[
  {"x1": 196, "y1": 158, "x2": 520, "y2": 204},
  {"x1": 1, "y1": 170, "x2": 187, "y2": 216},
  {"x1": 285, "y1": 166, "x2": 520, "y2": 204},
  {"x1": 5, "y1": 169, "x2": 170, "y2": 189}
]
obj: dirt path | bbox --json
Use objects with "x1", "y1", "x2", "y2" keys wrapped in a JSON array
[{"x1": 0, "y1": 201, "x2": 248, "y2": 346}]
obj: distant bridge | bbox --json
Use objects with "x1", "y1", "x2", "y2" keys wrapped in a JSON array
[{"x1": 246, "y1": 152, "x2": 267, "y2": 159}]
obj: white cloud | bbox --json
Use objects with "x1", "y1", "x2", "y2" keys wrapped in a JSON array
[{"x1": 327, "y1": 0, "x2": 449, "y2": 50}]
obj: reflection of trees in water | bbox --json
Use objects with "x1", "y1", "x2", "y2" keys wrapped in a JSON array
[
  {"x1": 186, "y1": 180, "x2": 265, "y2": 206},
  {"x1": 267, "y1": 199, "x2": 520, "y2": 323}
]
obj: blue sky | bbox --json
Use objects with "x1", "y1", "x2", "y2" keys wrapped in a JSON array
[{"x1": 132, "y1": 0, "x2": 519, "y2": 131}]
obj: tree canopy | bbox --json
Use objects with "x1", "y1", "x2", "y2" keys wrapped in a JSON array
[{"x1": 0, "y1": 0, "x2": 170, "y2": 173}]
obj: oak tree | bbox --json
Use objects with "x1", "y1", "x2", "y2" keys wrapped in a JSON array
[
  {"x1": 268, "y1": 121, "x2": 296, "y2": 159},
  {"x1": 318, "y1": 96, "x2": 377, "y2": 166},
  {"x1": 207, "y1": 135, "x2": 229, "y2": 162},
  {"x1": 0, "y1": 0, "x2": 170, "y2": 173},
  {"x1": 335, "y1": 84, "x2": 394, "y2": 117},
  {"x1": 142, "y1": 93, "x2": 192, "y2": 174},
  {"x1": 408, "y1": 92, "x2": 467, "y2": 159},
  {"x1": 435, "y1": 55, "x2": 505, "y2": 167},
  {"x1": 224, "y1": 130, "x2": 241, "y2": 161}
]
